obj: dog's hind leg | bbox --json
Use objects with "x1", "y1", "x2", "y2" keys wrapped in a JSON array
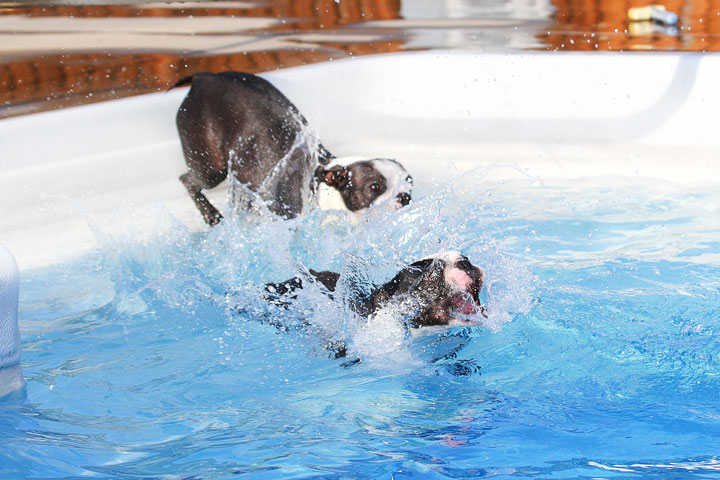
[{"x1": 180, "y1": 171, "x2": 223, "y2": 226}]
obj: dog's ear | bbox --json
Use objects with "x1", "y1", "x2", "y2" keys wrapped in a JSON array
[{"x1": 317, "y1": 165, "x2": 350, "y2": 188}]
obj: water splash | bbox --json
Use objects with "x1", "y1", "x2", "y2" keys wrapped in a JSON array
[{"x1": 62, "y1": 164, "x2": 534, "y2": 365}]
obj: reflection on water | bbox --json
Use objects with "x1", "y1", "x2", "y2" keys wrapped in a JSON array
[{"x1": 1, "y1": 0, "x2": 719, "y2": 117}]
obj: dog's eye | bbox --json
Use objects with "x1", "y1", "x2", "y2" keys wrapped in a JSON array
[
  {"x1": 406, "y1": 175, "x2": 413, "y2": 185},
  {"x1": 456, "y1": 258, "x2": 473, "y2": 272},
  {"x1": 369, "y1": 182, "x2": 380, "y2": 192}
]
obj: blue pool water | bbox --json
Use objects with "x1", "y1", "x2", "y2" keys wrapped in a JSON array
[{"x1": 3, "y1": 169, "x2": 720, "y2": 479}]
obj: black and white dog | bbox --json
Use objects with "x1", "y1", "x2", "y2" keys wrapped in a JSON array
[
  {"x1": 173, "y1": 72, "x2": 413, "y2": 225},
  {"x1": 265, "y1": 251, "x2": 487, "y2": 357}
]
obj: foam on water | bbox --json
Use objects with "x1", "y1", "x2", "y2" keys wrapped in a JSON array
[{"x1": 6, "y1": 169, "x2": 720, "y2": 478}]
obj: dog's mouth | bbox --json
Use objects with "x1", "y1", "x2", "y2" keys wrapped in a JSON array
[
  {"x1": 411, "y1": 285, "x2": 487, "y2": 328},
  {"x1": 447, "y1": 278, "x2": 486, "y2": 320},
  {"x1": 450, "y1": 291, "x2": 479, "y2": 315}
]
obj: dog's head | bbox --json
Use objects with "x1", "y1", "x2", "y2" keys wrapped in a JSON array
[
  {"x1": 367, "y1": 252, "x2": 486, "y2": 328},
  {"x1": 316, "y1": 158, "x2": 413, "y2": 214}
]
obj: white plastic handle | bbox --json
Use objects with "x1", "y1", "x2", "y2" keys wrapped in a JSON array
[{"x1": 0, "y1": 244, "x2": 24, "y2": 397}]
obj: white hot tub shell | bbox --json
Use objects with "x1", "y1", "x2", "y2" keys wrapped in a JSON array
[{"x1": 2, "y1": 51, "x2": 719, "y2": 271}]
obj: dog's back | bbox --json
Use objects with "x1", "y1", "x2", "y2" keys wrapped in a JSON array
[{"x1": 175, "y1": 72, "x2": 333, "y2": 219}]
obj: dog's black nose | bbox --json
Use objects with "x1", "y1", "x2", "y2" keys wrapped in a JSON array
[{"x1": 397, "y1": 192, "x2": 411, "y2": 207}]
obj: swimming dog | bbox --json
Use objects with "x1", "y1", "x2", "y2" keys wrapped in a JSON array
[
  {"x1": 173, "y1": 72, "x2": 413, "y2": 225},
  {"x1": 265, "y1": 252, "x2": 486, "y2": 357}
]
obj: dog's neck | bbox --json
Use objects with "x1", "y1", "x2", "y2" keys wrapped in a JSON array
[{"x1": 316, "y1": 182, "x2": 348, "y2": 211}]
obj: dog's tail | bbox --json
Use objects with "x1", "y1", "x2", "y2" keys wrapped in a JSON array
[{"x1": 168, "y1": 75, "x2": 195, "y2": 91}]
